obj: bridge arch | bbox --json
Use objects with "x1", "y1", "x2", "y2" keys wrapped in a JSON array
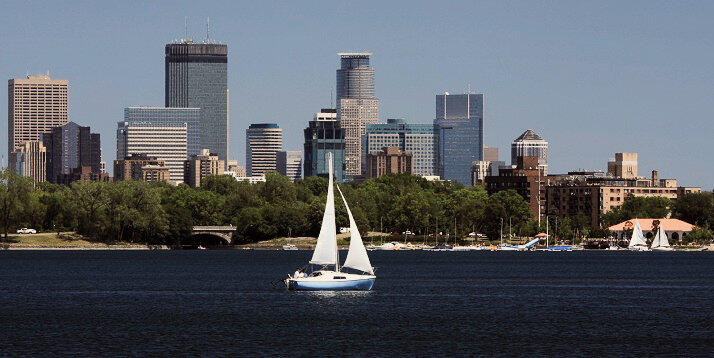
[{"x1": 186, "y1": 226, "x2": 237, "y2": 248}]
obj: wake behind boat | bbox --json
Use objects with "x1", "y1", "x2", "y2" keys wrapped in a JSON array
[{"x1": 284, "y1": 153, "x2": 376, "y2": 291}]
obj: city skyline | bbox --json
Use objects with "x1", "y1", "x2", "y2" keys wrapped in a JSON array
[{"x1": 1, "y1": 2, "x2": 713, "y2": 187}]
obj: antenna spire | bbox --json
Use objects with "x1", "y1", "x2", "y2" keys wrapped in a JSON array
[
  {"x1": 184, "y1": 16, "x2": 188, "y2": 41},
  {"x1": 205, "y1": 17, "x2": 211, "y2": 43}
]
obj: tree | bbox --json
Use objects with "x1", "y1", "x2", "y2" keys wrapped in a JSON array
[
  {"x1": 672, "y1": 193, "x2": 714, "y2": 231},
  {"x1": 0, "y1": 169, "x2": 34, "y2": 240},
  {"x1": 601, "y1": 196, "x2": 671, "y2": 227},
  {"x1": 482, "y1": 190, "x2": 532, "y2": 239}
]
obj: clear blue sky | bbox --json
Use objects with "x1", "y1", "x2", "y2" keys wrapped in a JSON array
[{"x1": 2, "y1": 1, "x2": 712, "y2": 188}]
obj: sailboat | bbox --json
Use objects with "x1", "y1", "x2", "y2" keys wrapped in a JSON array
[
  {"x1": 284, "y1": 153, "x2": 376, "y2": 291},
  {"x1": 651, "y1": 225, "x2": 674, "y2": 251},
  {"x1": 628, "y1": 219, "x2": 651, "y2": 251}
]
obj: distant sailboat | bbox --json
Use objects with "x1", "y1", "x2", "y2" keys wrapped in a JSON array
[
  {"x1": 284, "y1": 153, "x2": 376, "y2": 291},
  {"x1": 628, "y1": 219, "x2": 651, "y2": 251},
  {"x1": 651, "y1": 225, "x2": 674, "y2": 251}
]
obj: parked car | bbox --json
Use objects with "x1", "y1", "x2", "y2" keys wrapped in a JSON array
[
  {"x1": 16, "y1": 228, "x2": 37, "y2": 234},
  {"x1": 403, "y1": 230, "x2": 415, "y2": 236}
]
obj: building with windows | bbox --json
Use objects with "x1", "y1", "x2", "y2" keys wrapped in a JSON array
[
  {"x1": 435, "y1": 93, "x2": 483, "y2": 185},
  {"x1": 124, "y1": 107, "x2": 200, "y2": 157},
  {"x1": 546, "y1": 170, "x2": 701, "y2": 228},
  {"x1": 607, "y1": 152, "x2": 638, "y2": 179},
  {"x1": 8, "y1": 75, "x2": 68, "y2": 164},
  {"x1": 365, "y1": 146, "x2": 413, "y2": 179},
  {"x1": 116, "y1": 121, "x2": 187, "y2": 183},
  {"x1": 485, "y1": 156, "x2": 546, "y2": 220},
  {"x1": 11, "y1": 141, "x2": 47, "y2": 183},
  {"x1": 165, "y1": 41, "x2": 228, "y2": 160},
  {"x1": 114, "y1": 154, "x2": 171, "y2": 183},
  {"x1": 364, "y1": 118, "x2": 434, "y2": 176},
  {"x1": 511, "y1": 130, "x2": 548, "y2": 175},
  {"x1": 184, "y1": 149, "x2": 225, "y2": 187},
  {"x1": 277, "y1": 150, "x2": 302, "y2": 181},
  {"x1": 246, "y1": 123, "x2": 282, "y2": 176},
  {"x1": 304, "y1": 108, "x2": 346, "y2": 182},
  {"x1": 336, "y1": 53, "x2": 379, "y2": 177},
  {"x1": 43, "y1": 122, "x2": 101, "y2": 184},
  {"x1": 471, "y1": 160, "x2": 505, "y2": 185}
]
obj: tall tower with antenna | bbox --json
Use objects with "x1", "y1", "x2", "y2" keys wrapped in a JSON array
[{"x1": 165, "y1": 20, "x2": 229, "y2": 160}]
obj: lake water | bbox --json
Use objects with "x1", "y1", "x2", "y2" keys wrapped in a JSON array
[{"x1": 1, "y1": 250, "x2": 712, "y2": 356}]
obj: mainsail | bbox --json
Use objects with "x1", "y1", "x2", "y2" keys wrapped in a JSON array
[
  {"x1": 336, "y1": 185, "x2": 374, "y2": 274},
  {"x1": 310, "y1": 153, "x2": 338, "y2": 266},
  {"x1": 628, "y1": 219, "x2": 647, "y2": 248},
  {"x1": 652, "y1": 225, "x2": 670, "y2": 248}
]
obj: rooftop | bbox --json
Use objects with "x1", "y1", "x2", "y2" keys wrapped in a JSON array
[
  {"x1": 338, "y1": 52, "x2": 372, "y2": 58},
  {"x1": 608, "y1": 218, "x2": 696, "y2": 232},
  {"x1": 514, "y1": 129, "x2": 545, "y2": 141}
]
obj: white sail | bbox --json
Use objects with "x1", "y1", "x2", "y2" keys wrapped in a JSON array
[
  {"x1": 628, "y1": 219, "x2": 647, "y2": 248},
  {"x1": 652, "y1": 226, "x2": 670, "y2": 248},
  {"x1": 336, "y1": 185, "x2": 374, "y2": 274},
  {"x1": 310, "y1": 153, "x2": 338, "y2": 266}
]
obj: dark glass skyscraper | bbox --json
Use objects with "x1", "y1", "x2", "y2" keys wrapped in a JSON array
[
  {"x1": 42, "y1": 122, "x2": 101, "y2": 183},
  {"x1": 304, "y1": 108, "x2": 346, "y2": 182},
  {"x1": 165, "y1": 41, "x2": 228, "y2": 160},
  {"x1": 434, "y1": 93, "x2": 483, "y2": 185}
]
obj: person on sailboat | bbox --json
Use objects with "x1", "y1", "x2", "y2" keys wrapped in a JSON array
[{"x1": 294, "y1": 269, "x2": 301, "y2": 279}]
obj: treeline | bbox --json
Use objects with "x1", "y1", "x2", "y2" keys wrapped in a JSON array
[{"x1": 1, "y1": 168, "x2": 712, "y2": 245}]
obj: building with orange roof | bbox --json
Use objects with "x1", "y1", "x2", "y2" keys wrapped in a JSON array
[{"x1": 608, "y1": 218, "x2": 696, "y2": 242}]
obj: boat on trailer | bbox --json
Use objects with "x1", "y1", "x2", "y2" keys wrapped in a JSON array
[{"x1": 284, "y1": 153, "x2": 375, "y2": 291}]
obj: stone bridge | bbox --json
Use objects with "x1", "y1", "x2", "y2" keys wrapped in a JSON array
[{"x1": 191, "y1": 225, "x2": 237, "y2": 244}]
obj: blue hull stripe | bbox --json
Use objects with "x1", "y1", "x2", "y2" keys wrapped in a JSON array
[{"x1": 288, "y1": 278, "x2": 375, "y2": 291}]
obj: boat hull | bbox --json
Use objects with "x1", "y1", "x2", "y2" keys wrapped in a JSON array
[
  {"x1": 287, "y1": 277, "x2": 375, "y2": 291},
  {"x1": 652, "y1": 246, "x2": 674, "y2": 251}
]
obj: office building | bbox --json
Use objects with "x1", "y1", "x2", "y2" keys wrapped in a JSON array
[
  {"x1": 8, "y1": 75, "x2": 68, "y2": 162},
  {"x1": 124, "y1": 107, "x2": 200, "y2": 157},
  {"x1": 471, "y1": 160, "x2": 505, "y2": 185},
  {"x1": 484, "y1": 146, "x2": 499, "y2": 162},
  {"x1": 114, "y1": 154, "x2": 171, "y2": 183},
  {"x1": 116, "y1": 121, "x2": 187, "y2": 183},
  {"x1": 165, "y1": 41, "x2": 228, "y2": 160},
  {"x1": 56, "y1": 165, "x2": 109, "y2": 185},
  {"x1": 365, "y1": 146, "x2": 413, "y2": 179},
  {"x1": 435, "y1": 93, "x2": 484, "y2": 185},
  {"x1": 511, "y1": 130, "x2": 548, "y2": 175},
  {"x1": 11, "y1": 141, "x2": 46, "y2": 183},
  {"x1": 246, "y1": 123, "x2": 282, "y2": 176},
  {"x1": 607, "y1": 152, "x2": 638, "y2": 179},
  {"x1": 485, "y1": 156, "x2": 546, "y2": 220},
  {"x1": 184, "y1": 149, "x2": 225, "y2": 187},
  {"x1": 336, "y1": 53, "x2": 379, "y2": 177},
  {"x1": 43, "y1": 122, "x2": 101, "y2": 184},
  {"x1": 277, "y1": 150, "x2": 302, "y2": 181},
  {"x1": 365, "y1": 118, "x2": 435, "y2": 176},
  {"x1": 304, "y1": 108, "x2": 346, "y2": 182}
]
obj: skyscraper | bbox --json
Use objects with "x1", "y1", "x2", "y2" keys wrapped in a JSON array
[
  {"x1": 336, "y1": 52, "x2": 379, "y2": 177},
  {"x1": 277, "y1": 150, "x2": 302, "y2": 182},
  {"x1": 165, "y1": 41, "x2": 228, "y2": 160},
  {"x1": 511, "y1": 129, "x2": 548, "y2": 175},
  {"x1": 246, "y1": 123, "x2": 283, "y2": 176},
  {"x1": 12, "y1": 141, "x2": 46, "y2": 183},
  {"x1": 303, "y1": 108, "x2": 346, "y2": 182},
  {"x1": 124, "y1": 107, "x2": 201, "y2": 157},
  {"x1": 434, "y1": 93, "x2": 484, "y2": 185},
  {"x1": 8, "y1": 75, "x2": 68, "y2": 164},
  {"x1": 116, "y1": 121, "x2": 188, "y2": 183},
  {"x1": 365, "y1": 118, "x2": 435, "y2": 176},
  {"x1": 43, "y1": 122, "x2": 101, "y2": 184}
]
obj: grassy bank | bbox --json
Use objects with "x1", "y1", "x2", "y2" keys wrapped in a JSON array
[{"x1": 1, "y1": 232, "x2": 155, "y2": 249}]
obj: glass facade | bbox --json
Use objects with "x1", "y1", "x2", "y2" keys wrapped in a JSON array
[
  {"x1": 124, "y1": 107, "x2": 200, "y2": 157},
  {"x1": 165, "y1": 43, "x2": 228, "y2": 160},
  {"x1": 365, "y1": 118, "x2": 435, "y2": 176},
  {"x1": 434, "y1": 93, "x2": 484, "y2": 185},
  {"x1": 304, "y1": 113, "x2": 346, "y2": 183}
]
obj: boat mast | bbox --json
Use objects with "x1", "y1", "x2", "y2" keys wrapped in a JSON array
[{"x1": 330, "y1": 152, "x2": 340, "y2": 273}]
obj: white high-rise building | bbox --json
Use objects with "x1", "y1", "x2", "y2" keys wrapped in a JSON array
[
  {"x1": 116, "y1": 121, "x2": 187, "y2": 183},
  {"x1": 511, "y1": 129, "x2": 548, "y2": 175},
  {"x1": 277, "y1": 150, "x2": 302, "y2": 181},
  {"x1": 246, "y1": 123, "x2": 283, "y2": 176},
  {"x1": 336, "y1": 53, "x2": 379, "y2": 177}
]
